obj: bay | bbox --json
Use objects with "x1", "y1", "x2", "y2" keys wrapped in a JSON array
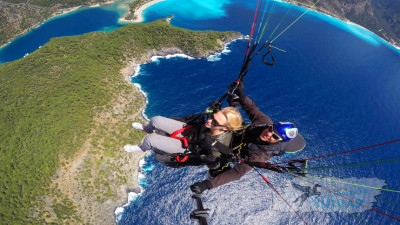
[{"x1": 0, "y1": 1, "x2": 132, "y2": 65}]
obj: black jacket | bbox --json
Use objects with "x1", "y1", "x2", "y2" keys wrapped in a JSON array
[{"x1": 208, "y1": 96, "x2": 306, "y2": 189}]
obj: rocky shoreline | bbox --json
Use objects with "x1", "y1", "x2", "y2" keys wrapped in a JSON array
[{"x1": 43, "y1": 29, "x2": 242, "y2": 224}]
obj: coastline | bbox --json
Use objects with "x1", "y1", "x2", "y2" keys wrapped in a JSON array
[
  {"x1": 1, "y1": 0, "x2": 161, "y2": 50},
  {"x1": 114, "y1": 37, "x2": 242, "y2": 222},
  {"x1": 0, "y1": 5, "x2": 82, "y2": 49},
  {"x1": 0, "y1": 1, "x2": 109, "y2": 49},
  {"x1": 120, "y1": 0, "x2": 166, "y2": 23},
  {"x1": 2, "y1": 0, "x2": 399, "y2": 51},
  {"x1": 282, "y1": 0, "x2": 400, "y2": 50}
]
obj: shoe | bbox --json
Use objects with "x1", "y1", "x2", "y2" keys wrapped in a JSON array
[
  {"x1": 132, "y1": 122, "x2": 151, "y2": 133},
  {"x1": 124, "y1": 144, "x2": 144, "y2": 153}
]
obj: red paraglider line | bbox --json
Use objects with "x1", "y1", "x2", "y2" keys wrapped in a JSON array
[
  {"x1": 276, "y1": 138, "x2": 400, "y2": 165},
  {"x1": 253, "y1": 167, "x2": 309, "y2": 225},
  {"x1": 245, "y1": 0, "x2": 261, "y2": 57},
  {"x1": 278, "y1": 168, "x2": 400, "y2": 222}
]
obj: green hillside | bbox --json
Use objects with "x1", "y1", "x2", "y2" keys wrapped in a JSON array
[{"x1": 0, "y1": 19, "x2": 241, "y2": 224}]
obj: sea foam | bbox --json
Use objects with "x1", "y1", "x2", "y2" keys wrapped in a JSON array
[{"x1": 114, "y1": 152, "x2": 153, "y2": 223}]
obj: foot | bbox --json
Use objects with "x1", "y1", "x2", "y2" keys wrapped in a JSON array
[
  {"x1": 124, "y1": 144, "x2": 144, "y2": 153},
  {"x1": 132, "y1": 122, "x2": 151, "y2": 133}
]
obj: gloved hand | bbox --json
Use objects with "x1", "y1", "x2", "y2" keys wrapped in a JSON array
[
  {"x1": 235, "y1": 81, "x2": 245, "y2": 100},
  {"x1": 190, "y1": 181, "x2": 210, "y2": 194},
  {"x1": 208, "y1": 100, "x2": 221, "y2": 111},
  {"x1": 228, "y1": 81, "x2": 245, "y2": 100}
]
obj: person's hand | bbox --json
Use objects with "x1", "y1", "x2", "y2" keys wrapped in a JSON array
[
  {"x1": 235, "y1": 81, "x2": 245, "y2": 99},
  {"x1": 228, "y1": 81, "x2": 245, "y2": 100},
  {"x1": 208, "y1": 100, "x2": 221, "y2": 111},
  {"x1": 190, "y1": 181, "x2": 210, "y2": 194}
]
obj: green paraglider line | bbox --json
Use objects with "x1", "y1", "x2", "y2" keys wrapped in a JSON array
[
  {"x1": 303, "y1": 175, "x2": 400, "y2": 219},
  {"x1": 276, "y1": 138, "x2": 400, "y2": 165},
  {"x1": 279, "y1": 169, "x2": 400, "y2": 222},
  {"x1": 299, "y1": 158, "x2": 400, "y2": 172},
  {"x1": 286, "y1": 175, "x2": 375, "y2": 224},
  {"x1": 304, "y1": 174, "x2": 400, "y2": 193},
  {"x1": 271, "y1": 0, "x2": 322, "y2": 43},
  {"x1": 266, "y1": 6, "x2": 293, "y2": 42},
  {"x1": 270, "y1": 45, "x2": 286, "y2": 52},
  {"x1": 375, "y1": 197, "x2": 400, "y2": 207},
  {"x1": 258, "y1": 0, "x2": 277, "y2": 42},
  {"x1": 350, "y1": 213, "x2": 376, "y2": 225},
  {"x1": 255, "y1": 0, "x2": 270, "y2": 42}
]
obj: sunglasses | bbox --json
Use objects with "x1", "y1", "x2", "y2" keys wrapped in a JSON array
[
  {"x1": 267, "y1": 125, "x2": 283, "y2": 141},
  {"x1": 209, "y1": 114, "x2": 226, "y2": 127}
]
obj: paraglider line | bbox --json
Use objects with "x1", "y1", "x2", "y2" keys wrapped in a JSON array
[
  {"x1": 301, "y1": 158, "x2": 400, "y2": 172},
  {"x1": 253, "y1": 167, "x2": 309, "y2": 225},
  {"x1": 271, "y1": 0, "x2": 322, "y2": 43},
  {"x1": 276, "y1": 138, "x2": 400, "y2": 165},
  {"x1": 279, "y1": 169, "x2": 400, "y2": 222},
  {"x1": 305, "y1": 174, "x2": 400, "y2": 193}
]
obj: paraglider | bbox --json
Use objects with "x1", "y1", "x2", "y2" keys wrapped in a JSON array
[{"x1": 123, "y1": 0, "x2": 400, "y2": 224}]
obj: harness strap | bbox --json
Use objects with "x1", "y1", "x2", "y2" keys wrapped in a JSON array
[
  {"x1": 169, "y1": 125, "x2": 193, "y2": 147},
  {"x1": 176, "y1": 155, "x2": 189, "y2": 162}
]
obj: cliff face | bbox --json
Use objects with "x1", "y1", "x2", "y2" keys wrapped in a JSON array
[{"x1": 287, "y1": 0, "x2": 400, "y2": 46}]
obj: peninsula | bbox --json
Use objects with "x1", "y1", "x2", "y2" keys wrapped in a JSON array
[
  {"x1": 0, "y1": 19, "x2": 242, "y2": 224},
  {"x1": 124, "y1": 0, "x2": 165, "y2": 22}
]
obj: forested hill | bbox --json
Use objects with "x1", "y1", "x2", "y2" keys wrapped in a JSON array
[
  {"x1": 287, "y1": 0, "x2": 400, "y2": 47},
  {"x1": 0, "y1": 19, "x2": 241, "y2": 224}
]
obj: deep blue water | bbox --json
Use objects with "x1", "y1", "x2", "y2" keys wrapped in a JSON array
[{"x1": 119, "y1": 0, "x2": 400, "y2": 224}]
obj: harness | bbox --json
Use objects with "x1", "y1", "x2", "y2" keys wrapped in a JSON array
[
  {"x1": 155, "y1": 113, "x2": 211, "y2": 165},
  {"x1": 169, "y1": 125, "x2": 193, "y2": 162}
]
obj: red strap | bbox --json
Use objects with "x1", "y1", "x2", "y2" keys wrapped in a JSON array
[
  {"x1": 176, "y1": 155, "x2": 189, "y2": 162},
  {"x1": 169, "y1": 125, "x2": 192, "y2": 147}
]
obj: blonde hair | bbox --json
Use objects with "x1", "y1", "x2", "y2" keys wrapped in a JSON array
[{"x1": 219, "y1": 107, "x2": 243, "y2": 131}]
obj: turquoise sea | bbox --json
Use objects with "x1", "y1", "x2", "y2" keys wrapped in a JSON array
[{"x1": 2, "y1": 0, "x2": 400, "y2": 224}]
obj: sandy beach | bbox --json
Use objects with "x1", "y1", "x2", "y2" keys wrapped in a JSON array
[
  {"x1": 283, "y1": 0, "x2": 400, "y2": 49},
  {"x1": 132, "y1": 0, "x2": 166, "y2": 23}
]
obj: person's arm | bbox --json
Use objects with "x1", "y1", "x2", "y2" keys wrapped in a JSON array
[
  {"x1": 190, "y1": 164, "x2": 253, "y2": 194},
  {"x1": 240, "y1": 96, "x2": 273, "y2": 125},
  {"x1": 190, "y1": 151, "x2": 272, "y2": 193},
  {"x1": 208, "y1": 164, "x2": 253, "y2": 188},
  {"x1": 234, "y1": 82, "x2": 273, "y2": 125}
]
